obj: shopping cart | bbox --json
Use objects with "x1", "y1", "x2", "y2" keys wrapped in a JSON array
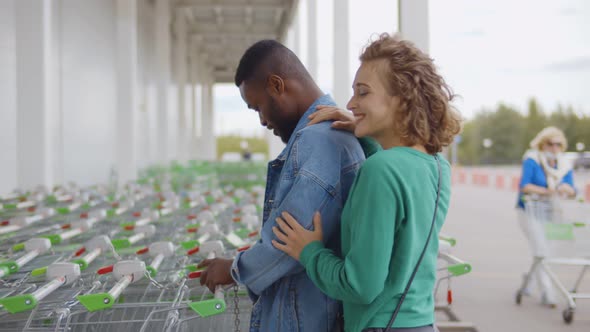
[
  {"x1": 435, "y1": 235, "x2": 477, "y2": 332},
  {"x1": 515, "y1": 195, "x2": 590, "y2": 324}
]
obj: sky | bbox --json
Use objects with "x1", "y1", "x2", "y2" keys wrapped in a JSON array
[{"x1": 214, "y1": 0, "x2": 590, "y2": 137}]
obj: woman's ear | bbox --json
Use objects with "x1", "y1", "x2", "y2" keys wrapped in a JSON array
[{"x1": 266, "y1": 75, "x2": 285, "y2": 97}]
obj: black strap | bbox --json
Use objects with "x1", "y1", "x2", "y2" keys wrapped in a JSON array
[{"x1": 384, "y1": 155, "x2": 442, "y2": 331}]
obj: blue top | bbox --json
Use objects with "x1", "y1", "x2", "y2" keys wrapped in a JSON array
[
  {"x1": 516, "y1": 157, "x2": 574, "y2": 209},
  {"x1": 230, "y1": 94, "x2": 366, "y2": 331}
]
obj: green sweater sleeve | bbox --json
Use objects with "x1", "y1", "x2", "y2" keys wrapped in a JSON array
[{"x1": 300, "y1": 157, "x2": 398, "y2": 304}]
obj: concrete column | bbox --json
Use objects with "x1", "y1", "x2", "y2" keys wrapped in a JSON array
[
  {"x1": 0, "y1": 0, "x2": 18, "y2": 195},
  {"x1": 155, "y1": 0, "x2": 171, "y2": 163},
  {"x1": 306, "y1": 0, "x2": 318, "y2": 81},
  {"x1": 399, "y1": 0, "x2": 429, "y2": 53},
  {"x1": 200, "y1": 79, "x2": 216, "y2": 161},
  {"x1": 333, "y1": 0, "x2": 350, "y2": 107},
  {"x1": 115, "y1": 0, "x2": 138, "y2": 186},
  {"x1": 15, "y1": 0, "x2": 61, "y2": 191},
  {"x1": 174, "y1": 11, "x2": 188, "y2": 162},
  {"x1": 292, "y1": 8, "x2": 301, "y2": 58}
]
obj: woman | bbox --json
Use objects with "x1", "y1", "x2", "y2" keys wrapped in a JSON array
[
  {"x1": 271, "y1": 34, "x2": 462, "y2": 332},
  {"x1": 516, "y1": 126, "x2": 576, "y2": 307}
]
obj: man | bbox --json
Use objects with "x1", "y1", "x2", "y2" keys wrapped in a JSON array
[{"x1": 198, "y1": 40, "x2": 365, "y2": 331}]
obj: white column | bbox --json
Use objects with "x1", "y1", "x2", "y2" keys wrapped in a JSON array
[
  {"x1": 306, "y1": 0, "x2": 318, "y2": 81},
  {"x1": 200, "y1": 79, "x2": 216, "y2": 161},
  {"x1": 292, "y1": 8, "x2": 301, "y2": 58},
  {"x1": 0, "y1": 0, "x2": 18, "y2": 195},
  {"x1": 332, "y1": 0, "x2": 350, "y2": 107},
  {"x1": 155, "y1": 0, "x2": 171, "y2": 163},
  {"x1": 174, "y1": 12, "x2": 188, "y2": 162},
  {"x1": 15, "y1": 0, "x2": 61, "y2": 191},
  {"x1": 190, "y1": 50, "x2": 205, "y2": 159},
  {"x1": 115, "y1": 0, "x2": 138, "y2": 186},
  {"x1": 399, "y1": 0, "x2": 429, "y2": 53}
]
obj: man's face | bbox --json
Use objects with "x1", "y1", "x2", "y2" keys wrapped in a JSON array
[{"x1": 239, "y1": 80, "x2": 296, "y2": 143}]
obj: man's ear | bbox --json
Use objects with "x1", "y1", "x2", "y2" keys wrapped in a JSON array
[{"x1": 266, "y1": 75, "x2": 285, "y2": 97}]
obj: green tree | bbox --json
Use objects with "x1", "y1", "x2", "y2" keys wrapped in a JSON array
[
  {"x1": 458, "y1": 104, "x2": 524, "y2": 165},
  {"x1": 522, "y1": 98, "x2": 547, "y2": 148}
]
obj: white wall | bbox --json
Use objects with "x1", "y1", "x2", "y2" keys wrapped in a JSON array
[
  {"x1": 60, "y1": 0, "x2": 117, "y2": 186},
  {"x1": 0, "y1": 0, "x2": 17, "y2": 194},
  {"x1": 137, "y1": 0, "x2": 158, "y2": 169}
]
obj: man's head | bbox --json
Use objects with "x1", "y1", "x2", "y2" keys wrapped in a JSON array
[{"x1": 235, "y1": 40, "x2": 315, "y2": 143}]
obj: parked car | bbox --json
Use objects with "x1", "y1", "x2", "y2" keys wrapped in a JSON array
[{"x1": 573, "y1": 153, "x2": 590, "y2": 170}]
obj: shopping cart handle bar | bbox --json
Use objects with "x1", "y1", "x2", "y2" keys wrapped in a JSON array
[
  {"x1": 438, "y1": 235, "x2": 456, "y2": 247},
  {"x1": 77, "y1": 292, "x2": 115, "y2": 312},
  {"x1": 188, "y1": 298, "x2": 226, "y2": 317},
  {"x1": 40, "y1": 234, "x2": 63, "y2": 245},
  {"x1": 447, "y1": 263, "x2": 472, "y2": 276},
  {"x1": 0, "y1": 262, "x2": 17, "y2": 277},
  {"x1": 31, "y1": 266, "x2": 48, "y2": 276},
  {"x1": 136, "y1": 247, "x2": 149, "y2": 255},
  {"x1": 187, "y1": 246, "x2": 200, "y2": 255},
  {"x1": 75, "y1": 247, "x2": 86, "y2": 256},
  {"x1": 0, "y1": 294, "x2": 38, "y2": 314},
  {"x1": 185, "y1": 264, "x2": 204, "y2": 272},
  {"x1": 181, "y1": 240, "x2": 200, "y2": 250},
  {"x1": 97, "y1": 265, "x2": 114, "y2": 275},
  {"x1": 73, "y1": 248, "x2": 102, "y2": 270},
  {"x1": 439, "y1": 252, "x2": 472, "y2": 276},
  {"x1": 0, "y1": 225, "x2": 21, "y2": 235}
]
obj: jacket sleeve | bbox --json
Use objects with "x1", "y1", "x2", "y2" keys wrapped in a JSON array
[{"x1": 230, "y1": 131, "x2": 347, "y2": 295}]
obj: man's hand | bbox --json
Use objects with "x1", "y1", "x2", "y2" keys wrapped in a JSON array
[{"x1": 197, "y1": 258, "x2": 235, "y2": 293}]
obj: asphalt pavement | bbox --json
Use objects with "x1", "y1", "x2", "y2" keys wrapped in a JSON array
[{"x1": 438, "y1": 182, "x2": 590, "y2": 332}]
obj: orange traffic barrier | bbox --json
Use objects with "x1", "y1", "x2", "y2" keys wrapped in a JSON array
[
  {"x1": 511, "y1": 176, "x2": 520, "y2": 192},
  {"x1": 495, "y1": 175, "x2": 505, "y2": 189}
]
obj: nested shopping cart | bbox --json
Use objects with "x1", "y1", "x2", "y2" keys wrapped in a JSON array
[
  {"x1": 515, "y1": 195, "x2": 590, "y2": 324},
  {"x1": 435, "y1": 235, "x2": 477, "y2": 332}
]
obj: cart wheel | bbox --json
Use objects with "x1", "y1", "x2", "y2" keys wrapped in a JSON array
[
  {"x1": 562, "y1": 308, "x2": 574, "y2": 324},
  {"x1": 515, "y1": 291, "x2": 523, "y2": 305}
]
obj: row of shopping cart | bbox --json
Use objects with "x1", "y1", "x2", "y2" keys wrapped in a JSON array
[{"x1": 0, "y1": 162, "x2": 266, "y2": 331}]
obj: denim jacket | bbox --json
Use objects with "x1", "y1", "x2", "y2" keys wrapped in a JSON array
[{"x1": 230, "y1": 95, "x2": 365, "y2": 332}]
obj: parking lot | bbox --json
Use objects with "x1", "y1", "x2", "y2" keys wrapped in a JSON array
[{"x1": 440, "y1": 173, "x2": 590, "y2": 332}]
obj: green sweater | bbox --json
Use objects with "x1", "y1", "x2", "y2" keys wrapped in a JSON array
[{"x1": 300, "y1": 147, "x2": 452, "y2": 331}]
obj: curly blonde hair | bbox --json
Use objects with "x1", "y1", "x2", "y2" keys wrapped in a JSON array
[
  {"x1": 529, "y1": 126, "x2": 568, "y2": 151},
  {"x1": 359, "y1": 33, "x2": 462, "y2": 154}
]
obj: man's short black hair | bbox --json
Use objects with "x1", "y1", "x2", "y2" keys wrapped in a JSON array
[{"x1": 234, "y1": 39, "x2": 310, "y2": 87}]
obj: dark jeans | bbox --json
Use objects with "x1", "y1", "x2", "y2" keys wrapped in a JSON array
[{"x1": 362, "y1": 325, "x2": 438, "y2": 332}]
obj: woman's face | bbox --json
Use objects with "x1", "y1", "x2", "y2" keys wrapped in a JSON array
[
  {"x1": 542, "y1": 139, "x2": 563, "y2": 155},
  {"x1": 346, "y1": 61, "x2": 401, "y2": 146}
]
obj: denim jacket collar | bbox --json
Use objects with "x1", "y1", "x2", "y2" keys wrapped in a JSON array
[{"x1": 275, "y1": 94, "x2": 336, "y2": 161}]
